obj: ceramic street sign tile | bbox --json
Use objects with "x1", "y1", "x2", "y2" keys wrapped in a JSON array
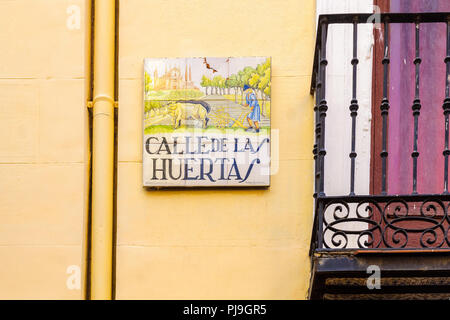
[{"x1": 143, "y1": 57, "x2": 271, "y2": 187}]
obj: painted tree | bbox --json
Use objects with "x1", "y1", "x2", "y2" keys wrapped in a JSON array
[
  {"x1": 210, "y1": 76, "x2": 217, "y2": 94},
  {"x1": 237, "y1": 67, "x2": 254, "y2": 102},
  {"x1": 218, "y1": 76, "x2": 226, "y2": 95},
  {"x1": 200, "y1": 75, "x2": 211, "y2": 95},
  {"x1": 224, "y1": 77, "x2": 231, "y2": 95},
  {"x1": 248, "y1": 73, "x2": 260, "y2": 95},
  {"x1": 264, "y1": 81, "x2": 271, "y2": 97},
  {"x1": 253, "y1": 59, "x2": 271, "y2": 99},
  {"x1": 263, "y1": 75, "x2": 271, "y2": 116},
  {"x1": 225, "y1": 77, "x2": 232, "y2": 95},
  {"x1": 257, "y1": 64, "x2": 271, "y2": 116},
  {"x1": 144, "y1": 71, "x2": 152, "y2": 94},
  {"x1": 242, "y1": 66, "x2": 256, "y2": 85},
  {"x1": 211, "y1": 75, "x2": 225, "y2": 95},
  {"x1": 237, "y1": 70, "x2": 245, "y2": 102},
  {"x1": 227, "y1": 74, "x2": 239, "y2": 103},
  {"x1": 228, "y1": 58, "x2": 271, "y2": 108}
]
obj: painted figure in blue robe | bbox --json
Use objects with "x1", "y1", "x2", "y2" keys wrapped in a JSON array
[{"x1": 243, "y1": 84, "x2": 260, "y2": 133}]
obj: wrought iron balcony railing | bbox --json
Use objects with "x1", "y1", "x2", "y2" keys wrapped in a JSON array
[{"x1": 310, "y1": 13, "x2": 450, "y2": 252}]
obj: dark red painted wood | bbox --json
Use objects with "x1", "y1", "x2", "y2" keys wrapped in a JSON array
[
  {"x1": 388, "y1": 0, "x2": 449, "y2": 195},
  {"x1": 371, "y1": 0, "x2": 390, "y2": 196}
]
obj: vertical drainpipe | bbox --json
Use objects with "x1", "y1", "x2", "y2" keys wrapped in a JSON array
[
  {"x1": 82, "y1": 0, "x2": 92, "y2": 300},
  {"x1": 90, "y1": 0, "x2": 116, "y2": 300}
]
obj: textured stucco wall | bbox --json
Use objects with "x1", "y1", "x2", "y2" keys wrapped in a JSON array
[
  {"x1": 115, "y1": 0, "x2": 316, "y2": 299},
  {"x1": 0, "y1": 0, "x2": 87, "y2": 299}
]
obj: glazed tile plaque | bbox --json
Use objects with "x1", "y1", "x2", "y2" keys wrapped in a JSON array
[{"x1": 143, "y1": 57, "x2": 271, "y2": 187}]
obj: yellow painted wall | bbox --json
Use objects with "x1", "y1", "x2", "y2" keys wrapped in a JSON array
[
  {"x1": 116, "y1": 0, "x2": 316, "y2": 299},
  {"x1": 0, "y1": 0, "x2": 88, "y2": 299}
]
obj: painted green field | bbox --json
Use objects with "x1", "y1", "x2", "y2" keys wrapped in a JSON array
[
  {"x1": 144, "y1": 125, "x2": 270, "y2": 136},
  {"x1": 146, "y1": 89, "x2": 204, "y2": 101}
]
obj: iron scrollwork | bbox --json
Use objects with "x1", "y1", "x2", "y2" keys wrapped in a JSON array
[{"x1": 318, "y1": 196, "x2": 450, "y2": 250}]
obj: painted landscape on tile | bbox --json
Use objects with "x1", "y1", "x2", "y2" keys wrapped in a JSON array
[{"x1": 143, "y1": 57, "x2": 271, "y2": 187}]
